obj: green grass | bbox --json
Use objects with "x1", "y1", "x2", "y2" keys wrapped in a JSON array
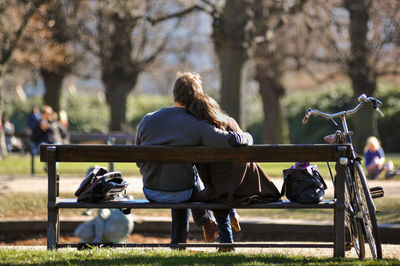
[
  {"x1": 2, "y1": 153, "x2": 399, "y2": 178},
  {"x1": 0, "y1": 153, "x2": 141, "y2": 176},
  {"x1": 0, "y1": 248, "x2": 398, "y2": 265}
]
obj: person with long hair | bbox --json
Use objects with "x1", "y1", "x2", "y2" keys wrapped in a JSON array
[
  {"x1": 364, "y1": 136, "x2": 399, "y2": 179},
  {"x1": 184, "y1": 80, "x2": 282, "y2": 245},
  {"x1": 135, "y1": 72, "x2": 253, "y2": 248}
]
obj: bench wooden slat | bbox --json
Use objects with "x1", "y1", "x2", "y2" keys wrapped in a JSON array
[
  {"x1": 56, "y1": 199, "x2": 337, "y2": 209},
  {"x1": 40, "y1": 144, "x2": 350, "y2": 163}
]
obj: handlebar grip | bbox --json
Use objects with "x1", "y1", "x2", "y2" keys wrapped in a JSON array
[
  {"x1": 375, "y1": 107, "x2": 385, "y2": 117},
  {"x1": 302, "y1": 109, "x2": 311, "y2": 124},
  {"x1": 302, "y1": 115, "x2": 309, "y2": 124}
]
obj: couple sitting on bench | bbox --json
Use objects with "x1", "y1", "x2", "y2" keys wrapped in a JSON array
[{"x1": 135, "y1": 72, "x2": 281, "y2": 250}]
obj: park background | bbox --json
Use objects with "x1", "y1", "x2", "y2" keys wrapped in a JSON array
[
  {"x1": 0, "y1": 0, "x2": 400, "y2": 262},
  {"x1": 0, "y1": 0, "x2": 400, "y2": 156}
]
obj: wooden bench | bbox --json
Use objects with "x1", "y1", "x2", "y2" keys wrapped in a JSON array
[{"x1": 40, "y1": 144, "x2": 351, "y2": 256}]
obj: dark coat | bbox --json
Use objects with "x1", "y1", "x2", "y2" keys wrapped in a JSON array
[
  {"x1": 192, "y1": 116, "x2": 282, "y2": 205},
  {"x1": 194, "y1": 161, "x2": 282, "y2": 205}
]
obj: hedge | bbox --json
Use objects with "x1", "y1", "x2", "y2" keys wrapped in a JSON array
[{"x1": 284, "y1": 83, "x2": 400, "y2": 152}]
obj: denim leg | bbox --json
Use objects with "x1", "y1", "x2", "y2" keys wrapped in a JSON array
[
  {"x1": 170, "y1": 209, "x2": 190, "y2": 244},
  {"x1": 213, "y1": 209, "x2": 233, "y2": 243},
  {"x1": 191, "y1": 209, "x2": 213, "y2": 227},
  {"x1": 190, "y1": 172, "x2": 213, "y2": 227}
]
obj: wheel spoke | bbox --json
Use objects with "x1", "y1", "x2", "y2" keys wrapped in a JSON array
[
  {"x1": 354, "y1": 161, "x2": 382, "y2": 260},
  {"x1": 344, "y1": 172, "x2": 365, "y2": 259}
]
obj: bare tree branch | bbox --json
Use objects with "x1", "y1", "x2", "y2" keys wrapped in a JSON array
[
  {"x1": 376, "y1": 69, "x2": 400, "y2": 77},
  {"x1": 146, "y1": 4, "x2": 207, "y2": 25},
  {"x1": 0, "y1": 0, "x2": 45, "y2": 74},
  {"x1": 303, "y1": 64, "x2": 343, "y2": 84},
  {"x1": 142, "y1": 18, "x2": 183, "y2": 67}
]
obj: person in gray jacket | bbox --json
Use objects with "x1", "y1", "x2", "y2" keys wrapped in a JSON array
[{"x1": 135, "y1": 72, "x2": 253, "y2": 247}]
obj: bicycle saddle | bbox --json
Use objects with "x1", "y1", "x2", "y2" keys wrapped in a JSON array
[{"x1": 323, "y1": 130, "x2": 352, "y2": 144}]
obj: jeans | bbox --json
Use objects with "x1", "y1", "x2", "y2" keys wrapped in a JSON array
[
  {"x1": 143, "y1": 176, "x2": 213, "y2": 244},
  {"x1": 214, "y1": 209, "x2": 233, "y2": 243}
]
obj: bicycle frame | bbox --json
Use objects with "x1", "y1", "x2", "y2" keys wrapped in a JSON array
[{"x1": 302, "y1": 94, "x2": 383, "y2": 259}]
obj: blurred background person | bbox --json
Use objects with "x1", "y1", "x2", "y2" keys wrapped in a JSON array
[
  {"x1": 31, "y1": 106, "x2": 70, "y2": 150},
  {"x1": 364, "y1": 136, "x2": 400, "y2": 180},
  {"x1": 26, "y1": 106, "x2": 41, "y2": 135},
  {"x1": 58, "y1": 110, "x2": 69, "y2": 131}
]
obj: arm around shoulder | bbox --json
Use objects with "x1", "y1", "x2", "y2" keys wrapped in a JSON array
[{"x1": 228, "y1": 131, "x2": 253, "y2": 146}]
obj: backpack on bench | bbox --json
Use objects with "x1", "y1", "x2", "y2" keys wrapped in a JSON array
[{"x1": 75, "y1": 166, "x2": 129, "y2": 202}]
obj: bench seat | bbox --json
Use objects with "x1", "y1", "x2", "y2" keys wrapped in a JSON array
[{"x1": 55, "y1": 199, "x2": 338, "y2": 209}]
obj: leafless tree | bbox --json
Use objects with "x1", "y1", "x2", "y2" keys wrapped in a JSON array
[
  {"x1": 301, "y1": 0, "x2": 400, "y2": 149},
  {"x1": 13, "y1": 0, "x2": 85, "y2": 113},
  {"x1": 252, "y1": 0, "x2": 307, "y2": 144},
  {"x1": 81, "y1": 1, "x2": 206, "y2": 131},
  {"x1": 0, "y1": 0, "x2": 45, "y2": 157},
  {"x1": 198, "y1": 0, "x2": 255, "y2": 126}
]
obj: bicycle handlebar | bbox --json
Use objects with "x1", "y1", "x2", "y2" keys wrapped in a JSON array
[{"x1": 302, "y1": 94, "x2": 384, "y2": 124}]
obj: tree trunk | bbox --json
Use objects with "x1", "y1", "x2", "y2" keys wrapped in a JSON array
[
  {"x1": 212, "y1": 0, "x2": 254, "y2": 126},
  {"x1": 259, "y1": 80, "x2": 286, "y2": 144},
  {"x1": 0, "y1": 81, "x2": 7, "y2": 157},
  {"x1": 217, "y1": 48, "x2": 247, "y2": 124},
  {"x1": 345, "y1": 0, "x2": 378, "y2": 152},
  {"x1": 103, "y1": 70, "x2": 138, "y2": 132},
  {"x1": 41, "y1": 68, "x2": 65, "y2": 114},
  {"x1": 255, "y1": 60, "x2": 287, "y2": 144}
]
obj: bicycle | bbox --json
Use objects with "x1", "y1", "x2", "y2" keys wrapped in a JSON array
[{"x1": 302, "y1": 94, "x2": 384, "y2": 260}]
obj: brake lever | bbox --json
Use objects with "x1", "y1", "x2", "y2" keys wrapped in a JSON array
[
  {"x1": 302, "y1": 108, "x2": 311, "y2": 124},
  {"x1": 371, "y1": 99, "x2": 385, "y2": 117},
  {"x1": 375, "y1": 107, "x2": 385, "y2": 117}
]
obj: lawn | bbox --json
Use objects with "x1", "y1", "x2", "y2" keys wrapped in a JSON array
[
  {"x1": 0, "y1": 248, "x2": 398, "y2": 265},
  {"x1": 2, "y1": 153, "x2": 400, "y2": 178}
]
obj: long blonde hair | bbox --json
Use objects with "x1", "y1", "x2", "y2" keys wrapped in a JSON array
[{"x1": 364, "y1": 136, "x2": 381, "y2": 153}]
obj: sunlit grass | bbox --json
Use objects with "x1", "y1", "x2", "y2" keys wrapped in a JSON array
[
  {"x1": 0, "y1": 247, "x2": 397, "y2": 265},
  {"x1": 2, "y1": 153, "x2": 399, "y2": 178}
]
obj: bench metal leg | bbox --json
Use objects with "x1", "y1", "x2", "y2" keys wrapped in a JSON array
[
  {"x1": 334, "y1": 162, "x2": 346, "y2": 257},
  {"x1": 47, "y1": 146, "x2": 59, "y2": 250},
  {"x1": 30, "y1": 152, "x2": 35, "y2": 176},
  {"x1": 47, "y1": 206, "x2": 59, "y2": 250}
]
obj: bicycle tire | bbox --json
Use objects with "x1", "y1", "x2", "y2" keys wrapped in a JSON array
[
  {"x1": 344, "y1": 183, "x2": 365, "y2": 259},
  {"x1": 354, "y1": 161, "x2": 382, "y2": 259}
]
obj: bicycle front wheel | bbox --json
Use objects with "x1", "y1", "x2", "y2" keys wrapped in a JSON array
[
  {"x1": 354, "y1": 161, "x2": 382, "y2": 259},
  {"x1": 344, "y1": 183, "x2": 365, "y2": 259}
]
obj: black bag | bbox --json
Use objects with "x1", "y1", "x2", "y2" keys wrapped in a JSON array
[
  {"x1": 75, "y1": 167, "x2": 129, "y2": 202},
  {"x1": 281, "y1": 168, "x2": 327, "y2": 204}
]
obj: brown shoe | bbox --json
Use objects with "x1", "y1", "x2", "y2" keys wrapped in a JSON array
[
  {"x1": 202, "y1": 220, "x2": 219, "y2": 242},
  {"x1": 230, "y1": 213, "x2": 241, "y2": 232}
]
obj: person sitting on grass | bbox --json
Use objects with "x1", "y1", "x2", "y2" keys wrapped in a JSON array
[{"x1": 364, "y1": 136, "x2": 400, "y2": 180}]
